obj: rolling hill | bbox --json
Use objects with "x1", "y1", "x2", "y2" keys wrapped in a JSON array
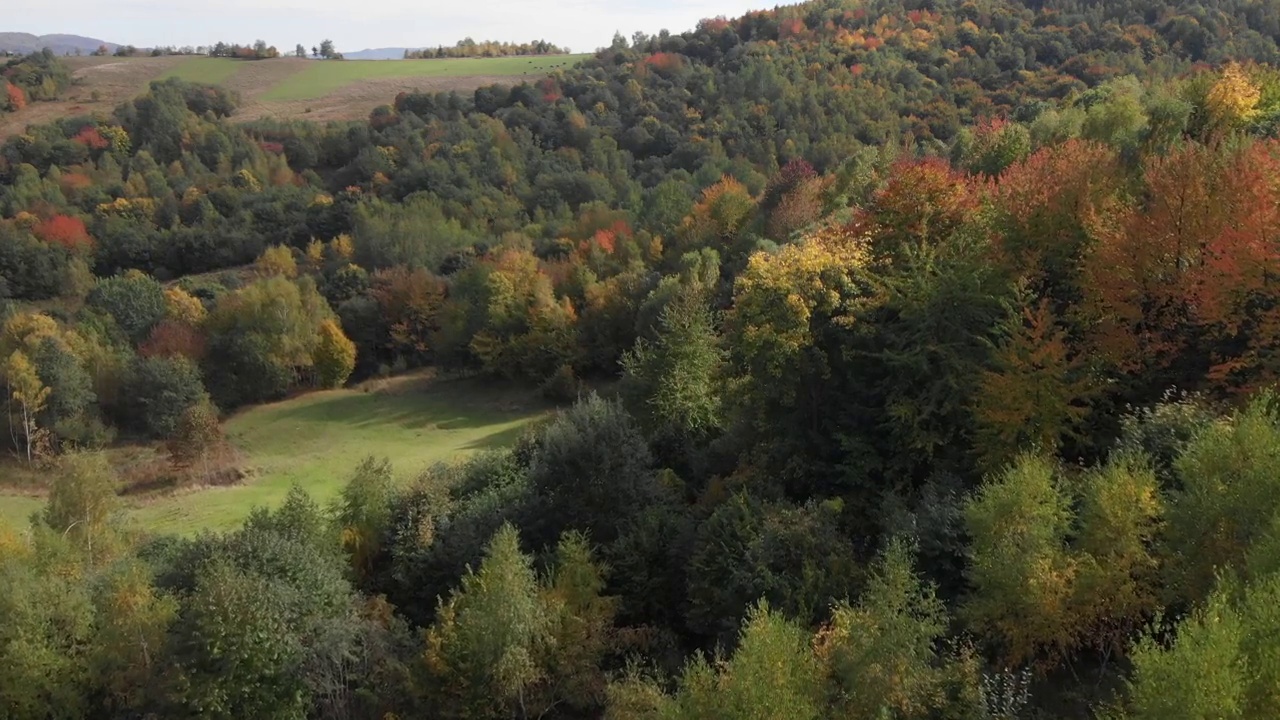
[
  {"x1": 0, "y1": 53, "x2": 588, "y2": 137},
  {"x1": 0, "y1": 31, "x2": 117, "y2": 55}
]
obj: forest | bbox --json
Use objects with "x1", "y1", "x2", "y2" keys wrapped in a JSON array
[{"x1": 5, "y1": 0, "x2": 1280, "y2": 717}]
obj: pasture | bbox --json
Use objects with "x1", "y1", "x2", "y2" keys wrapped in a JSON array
[
  {"x1": 0, "y1": 53, "x2": 588, "y2": 135},
  {"x1": 0, "y1": 373, "x2": 551, "y2": 535}
]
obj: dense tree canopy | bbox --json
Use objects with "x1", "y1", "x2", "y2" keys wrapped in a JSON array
[{"x1": 6, "y1": 0, "x2": 1280, "y2": 717}]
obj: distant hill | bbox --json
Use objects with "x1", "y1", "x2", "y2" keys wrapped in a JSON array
[
  {"x1": 345, "y1": 47, "x2": 419, "y2": 61},
  {"x1": 0, "y1": 32, "x2": 117, "y2": 56}
]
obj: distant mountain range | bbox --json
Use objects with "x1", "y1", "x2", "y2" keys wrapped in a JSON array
[
  {"x1": 344, "y1": 47, "x2": 420, "y2": 60},
  {"x1": 0, "y1": 32, "x2": 117, "y2": 55}
]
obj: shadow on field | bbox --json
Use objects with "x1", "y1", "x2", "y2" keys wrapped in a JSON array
[{"x1": 253, "y1": 378, "x2": 546, "y2": 433}]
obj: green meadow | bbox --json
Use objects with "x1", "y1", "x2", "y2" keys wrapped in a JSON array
[{"x1": 1, "y1": 375, "x2": 549, "y2": 536}]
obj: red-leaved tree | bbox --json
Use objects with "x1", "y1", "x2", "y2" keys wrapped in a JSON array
[{"x1": 33, "y1": 215, "x2": 94, "y2": 252}]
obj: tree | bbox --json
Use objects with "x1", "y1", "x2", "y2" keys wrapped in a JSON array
[
  {"x1": 255, "y1": 244, "x2": 298, "y2": 278},
  {"x1": 333, "y1": 456, "x2": 396, "y2": 584},
  {"x1": 424, "y1": 523, "x2": 551, "y2": 718},
  {"x1": 816, "y1": 539, "x2": 952, "y2": 719},
  {"x1": 963, "y1": 453, "x2": 1079, "y2": 668},
  {"x1": 166, "y1": 560, "x2": 309, "y2": 720},
  {"x1": 971, "y1": 294, "x2": 1094, "y2": 472},
  {"x1": 118, "y1": 355, "x2": 207, "y2": 439},
  {"x1": 369, "y1": 266, "x2": 446, "y2": 366},
  {"x1": 621, "y1": 285, "x2": 724, "y2": 439},
  {"x1": 295, "y1": 44, "x2": 307, "y2": 58},
  {"x1": 4, "y1": 350, "x2": 50, "y2": 464},
  {"x1": 0, "y1": 544, "x2": 95, "y2": 719},
  {"x1": 542, "y1": 531, "x2": 618, "y2": 714},
  {"x1": 658, "y1": 602, "x2": 825, "y2": 720},
  {"x1": 1118, "y1": 573, "x2": 1280, "y2": 719},
  {"x1": 1073, "y1": 451, "x2": 1163, "y2": 660},
  {"x1": 33, "y1": 215, "x2": 93, "y2": 253},
  {"x1": 86, "y1": 272, "x2": 167, "y2": 345},
  {"x1": 29, "y1": 334, "x2": 96, "y2": 443},
  {"x1": 1204, "y1": 62, "x2": 1261, "y2": 132},
  {"x1": 203, "y1": 277, "x2": 334, "y2": 408},
  {"x1": 163, "y1": 287, "x2": 206, "y2": 326},
  {"x1": 319, "y1": 39, "x2": 336, "y2": 59},
  {"x1": 166, "y1": 400, "x2": 223, "y2": 482},
  {"x1": 89, "y1": 560, "x2": 178, "y2": 714},
  {"x1": 527, "y1": 393, "x2": 663, "y2": 546},
  {"x1": 312, "y1": 319, "x2": 355, "y2": 388},
  {"x1": 43, "y1": 452, "x2": 123, "y2": 564},
  {"x1": 1163, "y1": 393, "x2": 1280, "y2": 606},
  {"x1": 3, "y1": 81, "x2": 26, "y2": 111}
]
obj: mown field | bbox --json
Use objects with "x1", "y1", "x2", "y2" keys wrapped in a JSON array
[
  {"x1": 0, "y1": 373, "x2": 551, "y2": 535},
  {"x1": 0, "y1": 53, "x2": 588, "y2": 135}
]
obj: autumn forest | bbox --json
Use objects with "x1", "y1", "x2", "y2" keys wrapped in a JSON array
[{"x1": 4, "y1": 0, "x2": 1280, "y2": 717}]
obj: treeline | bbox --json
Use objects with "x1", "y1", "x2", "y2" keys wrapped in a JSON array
[
  {"x1": 207, "y1": 40, "x2": 281, "y2": 60},
  {"x1": 1, "y1": 50, "x2": 72, "y2": 113},
  {"x1": 404, "y1": 38, "x2": 571, "y2": 59}
]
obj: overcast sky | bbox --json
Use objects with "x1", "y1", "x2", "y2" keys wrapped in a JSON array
[{"x1": 11, "y1": 0, "x2": 779, "y2": 52}]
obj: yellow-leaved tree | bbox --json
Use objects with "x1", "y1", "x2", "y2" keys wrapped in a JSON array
[
  {"x1": 1205, "y1": 62, "x2": 1261, "y2": 131},
  {"x1": 255, "y1": 244, "x2": 298, "y2": 278},
  {"x1": 4, "y1": 350, "x2": 51, "y2": 464},
  {"x1": 312, "y1": 319, "x2": 356, "y2": 388}
]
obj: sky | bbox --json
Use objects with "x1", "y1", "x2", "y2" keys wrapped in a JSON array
[{"x1": 9, "y1": 0, "x2": 780, "y2": 53}]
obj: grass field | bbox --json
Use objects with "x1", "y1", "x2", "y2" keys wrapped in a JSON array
[
  {"x1": 0, "y1": 373, "x2": 551, "y2": 536},
  {"x1": 160, "y1": 56, "x2": 244, "y2": 85},
  {"x1": 0, "y1": 496, "x2": 42, "y2": 529},
  {"x1": 0, "y1": 53, "x2": 589, "y2": 136},
  {"x1": 260, "y1": 55, "x2": 587, "y2": 101}
]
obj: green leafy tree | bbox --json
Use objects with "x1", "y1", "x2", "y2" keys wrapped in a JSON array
[
  {"x1": 203, "y1": 276, "x2": 334, "y2": 408},
  {"x1": 43, "y1": 452, "x2": 124, "y2": 564},
  {"x1": 1074, "y1": 452, "x2": 1163, "y2": 658},
  {"x1": 0, "y1": 544, "x2": 95, "y2": 720},
  {"x1": 424, "y1": 523, "x2": 551, "y2": 718},
  {"x1": 621, "y1": 285, "x2": 724, "y2": 439},
  {"x1": 89, "y1": 560, "x2": 178, "y2": 714},
  {"x1": 527, "y1": 393, "x2": 664, "y2": 546},
  {"x1": 661, "y1": 602, "x2": 825, "y2": 720},
  {"x1": 817, "y1": 539, "x2": 951, "y2": 719},
  {"x1": 963, "y1": 453, "x2": 1079, "y2": 668},
  {"x1": 118, "y1": 355, "x2": 207, "y2": 439},
  {"x1": 85, "y1": 271, "x2": 167, "y2": 344},
  {"x1": 1116, "y1": 573, "x2": 1280, "y2": 719},
  {"x1": 165, "y1": 560, "x2": 308, "y2": 720},
  {"x1": 1164, "y1": 393, "x2": 1280, "y2": 606},
  {"x1": 542, "y1": 531, "x2": 619, "y2": 714},
  {"x1": 333, "y1": 456, "x2": 396, "y2": 584}
]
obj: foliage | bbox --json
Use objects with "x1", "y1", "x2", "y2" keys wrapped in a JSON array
[{"x1": 312, "y1": 319, "x2": 356, "y2": 388}]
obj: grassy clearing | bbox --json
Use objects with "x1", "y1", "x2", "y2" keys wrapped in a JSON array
[
  {"x1": 260, "y1": 54, "x2": 589, "y2": 101},
  {"x1": 0, "y1": 373, "x2": 550, "y2": 536},
  {"x1": 130, "y1": 373, "x2": 549, "y2": 535},
  {"x1": 0, "y1": 496, "x2": 42, "y2": 529},
  {"x1": 160, "y1": 57, "x2": 245, "y2": 85}
]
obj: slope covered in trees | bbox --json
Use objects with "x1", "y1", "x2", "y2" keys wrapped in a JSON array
[{"x1": 6, "y1": 0, "x2": 1280, "y2": 716}]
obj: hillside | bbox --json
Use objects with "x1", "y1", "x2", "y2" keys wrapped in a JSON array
[
  {"x1": 6, "y1": 0, "x2": 1280, "y2": 718},
  {"x1": 0, "y1": 31, "x2": 117, "y2": 55},
  {"x1": 0, "y1": 53, "x2": 588, "y2": 137}
]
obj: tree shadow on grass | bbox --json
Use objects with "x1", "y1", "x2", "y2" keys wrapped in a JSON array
[{"x1": 242, "y1": 379, "x2": 554, "y2": 437}]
